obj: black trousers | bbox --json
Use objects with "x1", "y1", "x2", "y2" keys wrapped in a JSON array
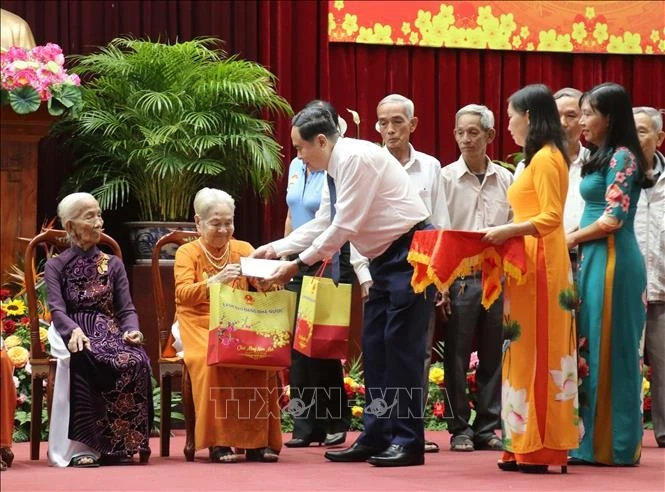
[
  {"x1": 443, "y1": 274, "x2": 502, "y2": 442},
  {"x1": 286, "y1": 266, "x2": 351, "y2": 438}
]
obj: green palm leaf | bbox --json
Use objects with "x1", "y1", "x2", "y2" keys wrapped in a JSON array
[{"x1": 54, "y1": 36, "x2": 292, "y2": 221}]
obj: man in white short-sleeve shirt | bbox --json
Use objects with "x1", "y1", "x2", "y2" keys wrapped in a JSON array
[{"x1": 374, "y1": 93, "x2": 450, "y2": 453}]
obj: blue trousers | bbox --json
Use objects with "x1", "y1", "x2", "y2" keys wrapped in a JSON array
[{"x1": 357, "y1": 224, "x2": 434, "y2": 452}]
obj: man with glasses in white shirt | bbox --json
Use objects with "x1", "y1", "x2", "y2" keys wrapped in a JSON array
[
  {"x1": 440, "y1": 104, "x2": 513, "y2": 453},
  {"x1": 375, "y1": 93, "x2": 450, "y2": 453},
  {"x1": 254, "y1": 105, "x2": 435, "y2": 467}
]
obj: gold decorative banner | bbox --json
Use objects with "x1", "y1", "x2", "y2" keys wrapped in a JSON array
[{"x1": 328, "y1": 1, "x2": 665, "y2": 54}]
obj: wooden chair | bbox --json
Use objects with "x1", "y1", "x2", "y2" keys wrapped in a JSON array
[
  {"x1": 24, "y1": 229, "x2": 122, "y2": 461},
  {"x1": 152, "y1": 230, "x2": 198, "y2": 461}
]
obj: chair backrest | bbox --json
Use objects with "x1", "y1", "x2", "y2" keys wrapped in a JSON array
[
  {"x1": 152, "y1": 230, "x2": 199, "y2": 358},
  {"x1": 24, "y1": 229, "x2": 122, "y2": 360}
]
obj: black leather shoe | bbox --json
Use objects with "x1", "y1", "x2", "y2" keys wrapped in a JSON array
[
  {"x1": 324, "y1": 442, "x2": 382, "y2": 462},
  {"x1": 367, "y1": 444, "x2": 424, "y2": 467},
  {"x1": 324, "y1": 432, "x2": 346, "y2": 446},
  {"x1": 284, "y1": 435, "x2": 325, "y2": 448}
]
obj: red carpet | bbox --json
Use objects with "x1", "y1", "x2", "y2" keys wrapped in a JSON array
[{"x1": 2, "y1": 431, "x2": 663, "y2": 491}]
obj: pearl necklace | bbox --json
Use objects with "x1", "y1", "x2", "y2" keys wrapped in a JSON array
[{"x1": 198, "y1": 239, "x2": 230, "y2": 271}]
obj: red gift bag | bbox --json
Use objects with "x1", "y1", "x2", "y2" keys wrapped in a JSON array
[{"x1": 207, "y1": 283, "x2": 296, "y2": 370}]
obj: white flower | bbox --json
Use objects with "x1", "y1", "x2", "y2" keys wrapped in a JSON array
[
  {"x1": 13, "y1": 376, "x2": 19, "y2": 388},
  {"x1": 502, "y1": 381, "x2": 528, "y2": 437},
  {"x1": 578, "y1": 418, "x2": 585, "y2": 441},
  {"x1": 550, "y1": 353, "x2": 578, "y2": 401},
  {"x1": 24, "y1": 360, "x2": 32, "y2": 375}
]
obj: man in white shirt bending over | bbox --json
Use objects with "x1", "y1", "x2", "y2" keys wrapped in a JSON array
[
  {"x1": 254, "y1": 105, "x2": 435, "y2": 467},
  {"x1": 375, "y1": 93, "x2": 450, "y2": 453},
  {"x1": 440, "y1": 104, "x2": 513, "y2": 453}
]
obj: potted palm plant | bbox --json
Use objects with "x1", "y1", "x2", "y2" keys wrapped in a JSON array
[{"x1": 55, "y1": 37, "x2": 292, "y2": 261}]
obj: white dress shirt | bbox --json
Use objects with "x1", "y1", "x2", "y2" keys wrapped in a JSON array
[
  {"x1": 271, "y1": 137, "x2": 430, "y2": 264},
  {"x1": 441, "y1": 156, "x2": 514, "y2": 230},
  {"x1": 383, "y1": 144, "x2": 451, "y2": 228},
  {"x1": 635, "y1": 151, "x2": 665, "y2": 303},
  {"x1": 514, "y1": 144, "x2": 589, "y2": 233}
]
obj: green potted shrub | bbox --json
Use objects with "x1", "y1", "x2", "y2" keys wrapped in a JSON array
[{"x1": 56, "y1": 37, "x2": 292, "y2": 260}]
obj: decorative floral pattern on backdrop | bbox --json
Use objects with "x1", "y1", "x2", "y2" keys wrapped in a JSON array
[{"x1": 328, "y1": 1, "x2": 664, "y2": 54}]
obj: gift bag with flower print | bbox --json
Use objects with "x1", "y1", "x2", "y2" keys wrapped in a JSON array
[{"x1": 207, "y1": 283, "x2": 296, "y2": 370}]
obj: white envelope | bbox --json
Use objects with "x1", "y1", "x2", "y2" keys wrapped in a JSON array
[{"x1": 240, "y1": 257, "x2": 291, "y2": 278}]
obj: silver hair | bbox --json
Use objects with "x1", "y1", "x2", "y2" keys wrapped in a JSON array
[
  {"x1": 57, "y1": 192, "x2": 99, "y2": 243},
  {"x1": 193, "y1": 187, "x2": 235, "y2": 219},
  {"x1": 376, "y1": 94, "x2": 415, "y2": 119},
  {"x1": 633, "y1": 106, "x2": 663, "y2": 133},
  {"x1": 554, "y1": 87, "x2": 583, "y2": 101},
  {"x1": 57, "y1": 192, "x2": 98, "y2": 225},
  {"x1": 455, "y1": 104, "x2": 495, "y2": 130}
]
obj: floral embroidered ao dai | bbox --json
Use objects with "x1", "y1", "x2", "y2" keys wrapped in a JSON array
[
  {"x1": 501, "y1": 145, "x2": 580, "y2": 467},
  {"x1": 571, "y1": 147, "x2": 647, "y2": 466},
  {"x1": 44, "y1": 246, "x2": 153, "y2": 459}
]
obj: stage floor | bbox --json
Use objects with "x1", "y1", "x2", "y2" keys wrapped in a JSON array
[{"x1": 2, "y1": 431, "x2": 663, "y2": 491}]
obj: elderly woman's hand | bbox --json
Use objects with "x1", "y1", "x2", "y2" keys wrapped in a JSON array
[
  {"x1": 68, "y1": 327, "x2": 91, "y2": 353},
  {"x1": 123, "y1": 330, "x2": 144, "y2": 346},
  {"x1": 207, "y1": 263, "x2": 242, "y2": 285}
]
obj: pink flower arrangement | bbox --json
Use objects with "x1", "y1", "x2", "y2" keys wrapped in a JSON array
[{"x1": 1, "y1": 43, "x2": 81, "y2": 115}]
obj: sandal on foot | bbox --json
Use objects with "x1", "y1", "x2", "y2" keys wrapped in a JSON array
[
  {"x1": 475, "y1": 435, "x2": 503, "y2": 451},
  {"x1": 71, "y1": 455, "x2": 100, "y2": 468},
  {"x1": 0, "y1": 459, "x2": 6, "y2": 472},
  {"x1": 210, "y1": 446, "x2": 238, "y2": 463},
  {"x1": 450, "y1": 434, "x2": 474, "y2": 452},
  {"x1": 246, "y1": 447, "x2": 279, "y2": 463},
  {"x1": 424, "y1": 440, "x2": 440, "y2": 453}
]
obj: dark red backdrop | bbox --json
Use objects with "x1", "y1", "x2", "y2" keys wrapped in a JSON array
[{"x1": 3, "y1": 0, "x2": 665, "y2": 249}]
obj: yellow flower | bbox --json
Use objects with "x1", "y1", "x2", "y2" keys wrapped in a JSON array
[
  {"x1": 444, "y1": 26, "x2": 466, "y2": 48},
  {"x1": 415, "y1": 10, "x2": 433, "y2": 31},
  {"x1": 334, "y1": 0, "x2": 344, "y2": 10},
  {"x1": 526, "y1": 42, "x2": 535, "y2": 51},
  {"x1": 659, "y1": 39, "x2": 665, "y2": 52},
  {"x1": 429, "y1": 366, "x2": 445, "y2": 385},
  {"x1": 537, "y1": 29, "x2": 572, "y2": 52},
  {"x1": 396, "y1": 37, "x2": 405, "y2": 45},
  {"x1": 651, "y1": 30, "x2": 660, "y2": 43},
  {"x1": 402, "y1": 22, "x2": 411, "y2": 35},
  {"x1": 585, "y1": 7, "x2": 596, "y2": 20},
  {"x1": 2, "y1": 298, "x2": 27, "y2": 317},
  {"x1": 3, "y1": 335, "x2": 22, "y2": 348},
  {"x1": 593, "y1": 23, "x2": 609, "y2": 44},
  {"x1": 643, "y1": 377, "x2": 650, "y2": 394},
  {"x1": 39, "y1": 327, "x2": 49, "y2": 343},
  {"x1": 477, "y1": 5, "x2": 493, "y2": 26},
  {"x1": 409, "y1": 32, "x2": 419, "y2": 45},
  {"x1": 328, "y1": 13, "x2": 336, "y2": 34},
  {"x1": 646, "y1": 45, "x2": 654, "y2": 54},
  {"x1": 7, "y1": 346, "x2": 29, "y2": 368},
  {"x1": 467, "y1": 27, "x2": 489, "y2": 49},
  {"x1": 520, "y1": 26, "x2": 530, "y2": 39},
  {"x1": 572, "y1": 22, "x2": 587, "y2": 44},
  {"x1": 344, "y1": 376, "x2": 358, "y2": 390},
  {"x1": 512, "y1": 35, "x2": 523, "y2": 48},
  {"x1": 499, "y1": 13, "x2": 516, "y2": 37},
  {"x1": 342, "y1": 13, "x2": 359, "y2": 36},
  {"x1": 351, "y1": 405, "x2": 363, "y2": 417},
  {"x1": 608, "y1": 32, "x2": 642, "y2": 54}
]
